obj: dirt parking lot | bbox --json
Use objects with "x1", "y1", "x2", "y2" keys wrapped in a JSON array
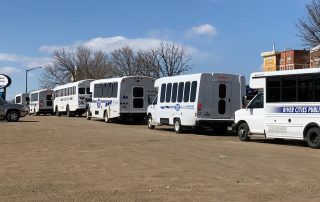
[{"x1": 1, "y1": 116, "x2": 320, "y2": 201}]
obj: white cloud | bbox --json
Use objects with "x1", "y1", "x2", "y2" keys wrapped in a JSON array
[
  {"x1": 0, "y1": 66, "x2": 21, "y2": 75},
  {"x1": 187, "y1": 24, "x2": 218, "y2": 37},
  {"x1": 0, "y1": 53, "x2": 51, "y2": 68},
  {"x1": 39, "y1": 36, "x2": 165, "y2": 54}
]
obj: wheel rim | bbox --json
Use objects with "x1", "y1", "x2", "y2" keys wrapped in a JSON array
[
  {"x1": 309, "y1": 132, "x2": 320, "y2": 145},
  {"x1": 239, "y1": 126, "x2": 246, "y2": 139},
  {"x1": 9, "y1": 112, "x2": 18, "y2": 120},
  {"x1": 175, "y1": 121, "x2": 180, "y2": 131},
  {"x1": 148, "y1": 117, "x2": 152, "y2": 127}
]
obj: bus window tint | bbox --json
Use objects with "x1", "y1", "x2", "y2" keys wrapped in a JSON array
[
  {"x1": 79, "y1": 87, "x2": 85, "y2": 94},
  {"x1": 133, "y1": 87, "x2": 144, "y2": 97},
  {"x1": 160, "y1": 84, "x2": 166, "y2": 103},
  {"x1": 16, "y1": 96, "x2": 21, "y2": 104},
  {"x1": 171, "y1": 83, "x2": 178, "y2": 102},
  {"x1": 184, "y1": 82, "x2": 191, "y2": 102},
  {"x1": 86, "y1": 87, "x2": 91, "y2": 94},
  {"x1": 315, "y1": 75, "x2": 320, "y2": 101},
  {"x1": 166, "y1": 83, "x2": 172, "y2": 102},
  {"x1": 112, "y1": 82, "x2": 118, "y2": 98},
  {"x1": 219, "y1": 84, "x2": 226, "y2": 99},
  {"x1": 282, "y1": 76, "x2": 296, "y2": 102},
  {"x1": 298, "y1": 75, "x2": 313, "y2": 102},
  {"x1": 190, "y1": 81, "x2": 197, "y2": 102},
  {"x1": 177, "y1": 82, "x2": 184, "y2": 102},
  {"x1": 266, "y1": 77, "x2": 281, "y2": 102},
  {"x1": 103, "y1": 84, "x2": 108, "y2": 97}
]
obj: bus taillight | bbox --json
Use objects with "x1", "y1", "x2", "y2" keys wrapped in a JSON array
[{"x1": 197, "y1": 103, "x2": 202, "y2": 111}]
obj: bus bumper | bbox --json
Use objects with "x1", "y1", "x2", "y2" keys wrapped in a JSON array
[{"x1": 195, "y1": 119, "x2": 234, "y2": 127}]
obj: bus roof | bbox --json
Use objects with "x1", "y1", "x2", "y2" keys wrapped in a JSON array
[
  {"x1": 250, "y1": 68, "x2": 320, "y2": 89},
  {"x1": 91, "y1": 76, "x2": 154, "y2": 85},
  {"x1": 53, "y1": 79, "x2": 94, "y2": 90},
  {"x1": 251, "y1": 68, "x2": 320, "y2": 79}
]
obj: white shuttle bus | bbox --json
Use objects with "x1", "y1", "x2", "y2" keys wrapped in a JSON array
[
  {"x1": 15, "y1": 93, "x2": 30, "y2": 108},
  {"x1": 53, "y1": 79, "x2": 94, "y2": 117},
  {"x1": 233, "y1": 68, "x2": 320, "y2": 148},
  {"x1": 29, "y1": 89, "x2": 54, "y2": 115},
  {"x1": 86, "y1": 76, "x2": 157, "y2": 122},
  {"x1": 147, "y1": 73, "x2": 246, "y2": 133}
]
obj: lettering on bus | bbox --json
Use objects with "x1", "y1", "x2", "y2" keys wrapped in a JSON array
[{"x1": 274, "y1": 106, "x2": 320, "y2": 113}]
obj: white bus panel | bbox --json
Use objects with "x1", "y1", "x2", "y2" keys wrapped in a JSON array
[
  {"x1": 147, "y1": 73, "x2": 246, "y2": 133},
  {"x1": 234, "y1": 68, "x2": 320, "y2": 148},
  {"x1": 87, "y1": 76, "x2": 156, "y2": 122},
  {"x1": 29, "y1": 89, "x2": 53, "y2": 115},
  {"x1": 53, "y1": 79, "x2": 94, "y2": 117}
]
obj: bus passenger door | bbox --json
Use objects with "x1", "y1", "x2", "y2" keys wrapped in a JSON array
[{"x1": 245, "y1": 93, "x2": 264, "y2": 134}]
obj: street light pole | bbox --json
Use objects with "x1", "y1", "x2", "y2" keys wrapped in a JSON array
[{"x1": 26, "y1": 67, "x2": 42, "y2": 93}]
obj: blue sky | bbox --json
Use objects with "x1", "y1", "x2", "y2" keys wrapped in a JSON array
[{"x1": 0, "y1": 0, "x2": 309, "y2": 99}]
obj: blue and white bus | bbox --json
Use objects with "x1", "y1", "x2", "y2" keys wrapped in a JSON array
[
  {"x1": 234, "y1": 68, "x2": 320, "y2": 148},
  {"x1": 86, "y1": 76, "x2": 156, "y2": 122}
]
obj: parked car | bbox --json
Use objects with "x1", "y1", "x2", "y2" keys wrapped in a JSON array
[{"x1": 0, "y1": 97, "x2": 28, "y2": 122}]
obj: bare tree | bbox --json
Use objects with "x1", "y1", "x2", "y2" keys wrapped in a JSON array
[
  {"x1": 155, "y1": 40, "x2": 191, "y2": 77},
  {"x1": 111, "y1": 46, "x2": 139, "y2": 76},
  {"x1": 297, "y1": 0, "x2": 320, "y2": 47},
  {"x1": 135, "y1": 50, "x2": 161, "y2": 78},
  {"x1": 40, "y1": 45, "x2": 113, "y2": 88}
]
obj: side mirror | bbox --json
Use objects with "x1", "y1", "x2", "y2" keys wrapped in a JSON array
[{"x1": 242, "y1": 95, "x2": 249, "y2": 108}]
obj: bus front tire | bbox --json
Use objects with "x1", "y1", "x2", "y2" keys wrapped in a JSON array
[
  {"x1": 237, "y1": 122, "x2": 250, "y2": 141},
  {"x1": 147, "y1": 116, "x2": 155, "y2": 129},
  {"x1": 174, "y1": 118, "x2": 183, "y2": 134},
  {"x1": 306, "y1": 127, "x2": 320, "y2": 149}
]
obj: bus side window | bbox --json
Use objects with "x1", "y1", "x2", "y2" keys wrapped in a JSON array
[{"x1": 248, "y1": 94, "x2": 264, "y2": 108}]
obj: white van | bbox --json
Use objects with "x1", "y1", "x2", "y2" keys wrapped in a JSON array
[
  {"x1": 29, "y1": 89, "x2": 53, "y2": 115},
  {"x1": 233, "y1": 68, "x2": 320, "y2": 148},
  {"x1": 147, "y1": 73, "x2": 246, "y2": 133},
  {"x1": 86, "y1": 76, "x2": 157, "y2": 122},
  {"x1": 53, "y1": 79, "x2": 94, "y2": 117},
  {"x1": 15, "y1": 93, "x2": 30, "y2": 108}
]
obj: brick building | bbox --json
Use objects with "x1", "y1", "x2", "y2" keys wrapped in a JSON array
[
  {"x1": 261, "y1": 48, "x2": 310, "y2": 71},
  {"x1": 310, "y1": 45, "x2": 320, "y2": 68},
  {"x1": 261, "y1": 50, "x2": 280, "y2": 71}
]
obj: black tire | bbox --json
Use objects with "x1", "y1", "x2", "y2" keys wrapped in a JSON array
[
  {"x1": 86, "y1": 109, "x2": 91, "y2": 120},
  {"x1": 6, "y1": 110, "x2": 20, "y2": 122},
  {"x1": 55, "y1": 106, "x2": 61, "y2": 117},
  {"x1": 66, "y1": 105, "x2": 72, "y2": 117},
  {"x1": 306, "y1": 127, "x2": 320, "y2": 149},
  {"x1": 174, "y1": 118, "x2": 183, "y2": 134},
  {"x1": 147, "y1": 115, "x2": 155, "y2": 129},
  {"x1": 104, "y1": 111, "x2": 110, "y2": 123},
  {"x1": 237, "y1": 122, "x2": 250, "y2": 141}
]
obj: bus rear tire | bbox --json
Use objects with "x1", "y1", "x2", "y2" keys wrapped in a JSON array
[
  {"x1": 55, "y1": 106, "x2": 61, "y2": 117},
  {"x1": 104, "y1": 111, "x2": 110, "y2": 123},
  {"x1": 86, "y1": 109, "x2": 91, "y2": 120},
  {"x1": 147, "y1": 116, "x2": 155, "y2": 129},
  {"x1": 306, "y1": 127, "x2": 320, "y2": 149},
  {"x1": 174, "y1": 118, "x2": 183, "y2": 134},
  {"x1": 66, "y1": 105, "x2": 72, "y2": 117},
  {"x1": 237, "y1": 122, "x2": 250, "y2": 141}
]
